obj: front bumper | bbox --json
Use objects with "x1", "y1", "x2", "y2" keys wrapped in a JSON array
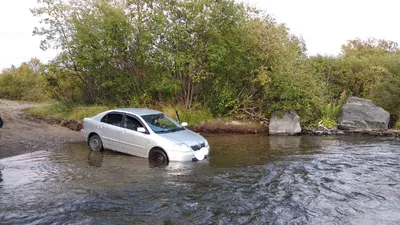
[{"x1": 167, "y1": 146, "x2": 210, "y2": 162}]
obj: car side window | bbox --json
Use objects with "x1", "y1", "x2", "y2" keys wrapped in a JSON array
[
  {"x1": 124, "y1": 116, "x2": 142, "y2": 131},
  {"x1": 100, "y1": 115, "x2": 107, "y2": 123},
  {"x1": 104, "y1": 113, "x2": 123, "y2": 127}
]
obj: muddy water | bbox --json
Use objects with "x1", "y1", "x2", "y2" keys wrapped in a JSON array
[{"x1": 1, "y1": 135, "x2": 400, "y2": 224}]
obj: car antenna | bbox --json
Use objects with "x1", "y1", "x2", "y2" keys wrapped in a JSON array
[{"x1": 175, "y1": 110, "x2": 181, "y2": 123}]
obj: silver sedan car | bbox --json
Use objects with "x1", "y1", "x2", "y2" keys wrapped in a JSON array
[{"x1": 81, "y1": 108, "x2": 210, "y2": 163}]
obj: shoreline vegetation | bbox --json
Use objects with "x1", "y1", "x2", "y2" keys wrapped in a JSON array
[
  {"x1": 1, "y1": 0, "x2": 400, "y2": 132},
  {"x1": 24, "y1": 102, "x2": 267, "y2": 134},
  {"x1": 24, "y1": 102, "x2": 400, "y2": 136}
]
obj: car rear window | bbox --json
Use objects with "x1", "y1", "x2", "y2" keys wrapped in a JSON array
[{"x1": 103, "y1": 113, "x2": 123, "y2": 127}]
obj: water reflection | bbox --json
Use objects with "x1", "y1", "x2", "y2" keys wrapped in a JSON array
[
  {"x1": 0, "y1": 169, "x2": 2, "y2": 188},
  {"x1": 268, "y1": 135, "x2": 302, "y2": 150},
  {"x1": 1, "y1": 135, "x2": 400, "y2": 225},
  {"x1": 206, "y1": 135, "x2": 322, "y2": 167},
  {"x1": 88, "y1": 151, "x2": 104, "y2": 167}
]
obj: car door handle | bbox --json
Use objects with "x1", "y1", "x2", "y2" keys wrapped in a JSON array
[{"x1": 122, "y1": 129, "x2": 127, "y2": 134}]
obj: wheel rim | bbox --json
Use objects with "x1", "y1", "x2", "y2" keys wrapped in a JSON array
[
  {"x1": 91, "y1": 138, "x2": 99, "y2": 150},
  {"x1": 155, "y1": 154, "x2": 165, "y2": 162}
]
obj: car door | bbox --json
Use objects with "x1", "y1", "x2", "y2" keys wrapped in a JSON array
[
  {"x1": 98, "y1": 112, "x2": 124, "y2": 152},
  {"x1": 120, "y1": 114, "x2": 151, "y2": 157}
]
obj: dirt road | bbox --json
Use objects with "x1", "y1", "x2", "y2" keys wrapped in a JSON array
[{"x1": 0, "y1": 99, "x2": 82, "y2": 159}]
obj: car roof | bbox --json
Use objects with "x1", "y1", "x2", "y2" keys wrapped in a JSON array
[{"x1": 112, "y1": 108, "x2": 162, "y2": 116}]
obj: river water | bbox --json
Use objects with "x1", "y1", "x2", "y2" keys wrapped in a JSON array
[{"x1": 1, "y1": 135, "x2": 400, "y2": 225}]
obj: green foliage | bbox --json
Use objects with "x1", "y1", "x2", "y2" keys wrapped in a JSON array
[
  {"x1": 341, "y1": 38, "x2": 399, "y2": 56},
  {"x1": 370, "y1": 63, "x2": 400, "y2": 119},
  {"x1": 33, "y1": 0, "x2": 313, "y2": 114},
  {"x1": 161, "y1": 105, "x2": 214, "y2": 126},
  {"x1": 309, "y1": 39, "x2": 400, "y2": 127},
  {"x1": 320, "y1": 103, "x2": 342, "y2": 128},
  {"x1": 22, "y1": 0, "x2": 400, "y2": 127},
  {"x1": 26, "y1": 102, "x2": 213, "y2": 126},
  {"x1": 43, "y1": 58, "x2": 83, "y2": 103},
  {"x1": 207, "y1": 80, "x2": 240, "y2": 116},
  {"x1": 26, "y1": 102, "x2": 111, "y2": 120},
  {"x1": 0, "y1": 58, "x2": 48, "y2": 102},
  {"x1": 395, "y1": 121, "x2": 400, "y2": 130}
]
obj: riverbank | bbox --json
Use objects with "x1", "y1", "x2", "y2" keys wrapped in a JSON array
[
  {"x1": 3, "y1": 99, "x2": 400, "y2": 160},
  {"x1": 302, "y1": 128, "x2": 400, "y2": 136},
  {"x1": 25, "y1": 110, "x2": 268, "y2": 134},
  {"x1": 0, "y1": 99, "x2": 82, "y2": 159},
  {"x1": 24, "y1": 102, "x2": 400, "y2": 136},
  {"x1": 25, "y1": 102, "x2": 268, "y2": 134}
]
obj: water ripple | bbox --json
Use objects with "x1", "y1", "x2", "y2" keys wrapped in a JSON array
[{"x1": 1, "y1": 136, "x2": 400, "y2": 224}]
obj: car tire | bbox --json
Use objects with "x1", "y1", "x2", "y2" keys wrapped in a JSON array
[
  {"x1": 88, "y1": 134, "x2": 103, "y2": 152},
  {"x1": 149, "y1": 148, "x2": 168, "y2": 164}
]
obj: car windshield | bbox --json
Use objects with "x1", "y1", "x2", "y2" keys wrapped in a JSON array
[{"x1": 142, "y1": 114, "x2": 184, "y2": 133}]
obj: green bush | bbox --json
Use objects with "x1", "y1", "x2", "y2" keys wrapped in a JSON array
[
  {"x1": 26, "y1": 102, "x2": 213, "y2": 125},
  {"x1": 26, "y1": 102, "x2": 111, "y2": 120},
  {"x1": 0, "y1": 60, "x2": 48, "y2": 102},
  {"x1": 320, "y1": 103, "x2": 342, "y2": 128},
  {"x1": 18, "y1": 0, "x2": 400, "y2": 128},
  {"x1": 395, "y1": 121, "x2": 400, "y2": 130},
  {"x1": 161, "y1": 105, "x2": 214, "y2": 126}
]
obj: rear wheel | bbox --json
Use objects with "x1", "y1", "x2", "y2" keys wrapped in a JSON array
[
  {"x1": 149, "y1": 148, "x2": 168, "y2": 164},
  {"x1": 88, "y1": 134, "x2": 103, "y2": 152}
]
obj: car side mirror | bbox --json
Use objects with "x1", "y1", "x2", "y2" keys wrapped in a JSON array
[
  {"x1": 137, "y1": 127, "x2": 146, "y2": 133},
  {"x1": 181, "y1": 122, "x2": 188, "y2": 127}
]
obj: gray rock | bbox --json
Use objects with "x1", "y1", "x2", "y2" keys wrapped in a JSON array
[
  {"x1": 337, "y1": 97, "x2": 390, "y2": 131},
  {"x1": 60, "y1": 119, "x2": 83, "y2": 131},
  {"x1": 269, "y1": 111, "x2": 302, "y2": 135},
  {"x1": 336, "y1": 131, "x2": 345, "y2": 135}
]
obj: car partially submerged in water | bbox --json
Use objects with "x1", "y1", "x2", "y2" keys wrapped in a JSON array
[{"x1": 81, "y1": 108, "x2": 210, "y2": 163}]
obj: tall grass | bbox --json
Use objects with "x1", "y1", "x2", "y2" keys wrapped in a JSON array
[
  {"x1": 395, "y1": 121, "x2": 400, "y2": 130},
  {"x1": 26, "y1": 102, "x2": 214, "y2": 125},
  {"x1": 25, "y1": 102, "x2": 111, "y2": 120},
  {"x1": 161, "y1": 105, "x2": 214, "y2": 126},
  {"x1": 321, "y1": 103, "x2": 342, "y2": 128}
]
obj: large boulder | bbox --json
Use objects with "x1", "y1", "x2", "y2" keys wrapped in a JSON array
[
  {"x1": 269, "y1": 111, "x2": 302, "y2": 135},
  {"x1": 60, "y1": 119, "x2": 83, "y2": 131},
  {"x1": 337, "y1": 97, "x2": 390, "y2": 130}
]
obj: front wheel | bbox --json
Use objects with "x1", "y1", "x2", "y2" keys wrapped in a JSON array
[
  {"x1": 88, "y1": 134, "x2": 103, "y2": 152},
  {"x1": 149, "y1": 148, "x2": 168, "y2": 164}
]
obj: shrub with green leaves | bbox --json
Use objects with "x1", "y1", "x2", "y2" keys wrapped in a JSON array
[
  {"x1": 0, "y1": 59, "x2": 48, "y2": 102},
  {"x1": 321, "y1": 103, "x2": 342, "y2": 128}
]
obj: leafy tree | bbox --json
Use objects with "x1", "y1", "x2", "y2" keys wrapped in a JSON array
[
  {"x1": 369, "y1": 54, "x2": 400, "y2": 119},
  {"x1": 32, "y1": 0, "x2": 386, "y2": 126},
  {"x1": 0, "y1": 59, "x2": 48, "y2": 101},
  {"x1": 341, "y1": 38, "x2": 399, "y2": 57}
]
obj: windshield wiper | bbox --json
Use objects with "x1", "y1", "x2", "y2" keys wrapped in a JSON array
[
  {"x1": 169, "y1": 128, "x2": 185, "y2": 132},
  {"x1": 156, "y1": 130, "x2": 171, "y2": 133}
]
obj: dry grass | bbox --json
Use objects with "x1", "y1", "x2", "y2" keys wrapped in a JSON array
[
  {"x1": 159, "y1": 105, "x2": 214, "y2": 126},
  {"x1": 25, "y1": 103, "x2": 214, "y2": 126},
  {"x1": 25, "y1": 103, "x2": 110, "y2": 120}
]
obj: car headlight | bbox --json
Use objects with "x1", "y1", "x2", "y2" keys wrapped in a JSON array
[{"x1": 172, "y1": 143, "x2": 192, "y2": 152}]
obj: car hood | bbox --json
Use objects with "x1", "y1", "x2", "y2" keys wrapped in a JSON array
[{"x1": 159, "y1": 129, "x2": 205, "y2": 146}]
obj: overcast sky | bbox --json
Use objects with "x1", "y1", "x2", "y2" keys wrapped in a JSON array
[
  {"x1": 0, "y1": 0, "x2": 54, "y2": 70},
  {"x1": 1, "y1": 0, "x2": 399, "y2": 70}
]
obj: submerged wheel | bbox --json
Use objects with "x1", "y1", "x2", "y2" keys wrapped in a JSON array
[
  {"x1": 88, "y1": 134, "x2": 103, "y2": 152},
  {"x1": 149, "y1": 148, "x2": 168, "y2": 164}
]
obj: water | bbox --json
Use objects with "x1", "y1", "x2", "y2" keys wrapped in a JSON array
[{"x1": 1, "y1": 135, "x2": 400, "y2": 224}]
